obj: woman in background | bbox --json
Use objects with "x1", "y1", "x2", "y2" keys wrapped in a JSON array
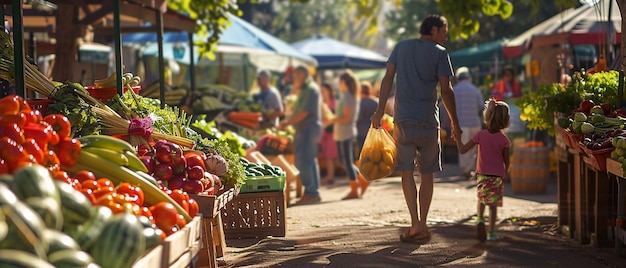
[{"x1": 320, "y1": 83, "x2": 339, "y2": 185}]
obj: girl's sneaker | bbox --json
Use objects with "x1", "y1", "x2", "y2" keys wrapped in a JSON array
[
  {"x1": 487, "y1": 231, "x2": 500, "y2": 241},
  {"x1": 476, "y1": 219, "x2": 486, "y2": 242}
]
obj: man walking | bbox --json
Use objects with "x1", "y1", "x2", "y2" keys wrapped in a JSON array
[
  {"x1": 371, "y1": 14, "x2": 462, "y2": 243},
  {"x1": 453, "y1": 67, "x2": 484, "y2": 179}
]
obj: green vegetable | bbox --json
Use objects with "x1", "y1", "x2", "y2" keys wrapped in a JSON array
[
  {"x1": 590, "y1": 105, "x2": 604, "y2": 115},
  {"x1": 195, "y1": 138, "x2": 246, "y2": 188},
  {"x1": 557, "y1": 117, "x2": 572, "y2": 128},
  {"x1": 574, "y1": 112, "x2": 587, "y2": 122},
  {"x1": 571, "y1": 121, "x2": 583, "y2": 134},
  {"x1": 47, "y1": 83, "x2": 101, "y2": 137},
  {"x1": 580, "y1": 122, "x2": 594, "y2": 134}
]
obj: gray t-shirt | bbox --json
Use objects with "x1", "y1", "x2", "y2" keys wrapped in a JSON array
[
  {"x1": 291, "y1": 80, "x2": 322, "y2": 132},
  {"x1": 333, "y1": 91, "x2": 359, "y2": 141},
  {"x1": 453, "y1": 80, "x2": 483, "y2": 128},
  {"x1": 388, "y1": 38, "x2": 454, "y2": 128}
]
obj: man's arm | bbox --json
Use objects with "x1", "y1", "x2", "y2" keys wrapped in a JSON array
[
  {"x1": 371, "y1": 63, "x2": 396, "y2": 128},
  {"x1": 440, "y1": 76, "x2": 462, "y2": 140}
]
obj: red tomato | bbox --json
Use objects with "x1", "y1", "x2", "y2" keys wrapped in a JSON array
[
  {"x1": 176, "y1": 214, "x2": 187, "y2": 228},
  {"x1": 43, "y1": 114, "x2": 71, "y2": 138},
  {"x1": 53, "y1": 171, "x2": 71, "y2": 183},
  {"x1": 95, "y1": 193, "x2": 130, "y2": 214},
  {"x1": 168, "y1": 189, "x2": 189, "y2": 214},
  {"x1": 149, "y1": 202, "x2": 180, "y2": 231},
  {"x1": 92, "y1": 186, "x2": 115, "y2": 200},
  {"x1": 116, "y1": 182, "x2": 145, "y2": 206},
  {"x1": 81, "y1": 188, "x2": 96, "y2": 204},
  {"x1": 74, "y1": 170, "x2": 96, "y2": 183},
  {"x1": 123, "y1": 203, "x2": 143, "y2": 216},
  {"x1": 141, "y1": 206, "x2": 154, "y2": 223},
  {"x1": 96, "y1": 178, "x2": 114, "y2": 188},
  {"x1": 54, "y1": 137, "x2": 81, "y2": 167},
  {"x1": 81, "y1": 179, "x2": 99, "y2": 190},
  {"x1": 188, "y1": 198, "x2": 199, "y2": 218},
  {"x1": 70, "y1": 178, "x2": 82, "y2": 191}
]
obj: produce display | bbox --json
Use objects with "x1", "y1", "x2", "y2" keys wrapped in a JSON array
[{"x1": 0, "y1": 28, "x2": 296, "y2": 267}]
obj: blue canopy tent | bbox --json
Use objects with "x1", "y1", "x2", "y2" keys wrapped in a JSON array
[
  {"x1": 291, "y1": 35, "x2": 388, "y2": 69},
  {"x1": 122, "y1": 14, "x2": 317, "y2": 70}
]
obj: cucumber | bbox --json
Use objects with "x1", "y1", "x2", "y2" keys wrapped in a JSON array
[
  {"x1": 43, "y1": 229, "x2": 81, "y2": 256},
  {"x1": 89, "y1": 213, "x2": 146, "y2": 268},
  {"x1": 11, "y1": 165, "x2": 60, "y2": 203},
  {"x1": 54, "y1": 180, "x2": 92, "y2": 227},
  {"x1": 25, "y1": 197, "x2": 64, "y2": 231},
  {"x1": 0, "y1": 250, "x2": 55, "y2": 268}
]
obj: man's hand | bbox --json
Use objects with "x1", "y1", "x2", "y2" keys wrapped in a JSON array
[
  {"x1": 370, "y1": 110, "x2": 384, "y2": 129},
  {"x1": 451, "y1": 125, "x2": 463, "y2": 142}
]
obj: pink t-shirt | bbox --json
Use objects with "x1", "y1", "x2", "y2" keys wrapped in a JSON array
[{"x1": 472, "y1": 129, "x2": 511, "y2": 178}]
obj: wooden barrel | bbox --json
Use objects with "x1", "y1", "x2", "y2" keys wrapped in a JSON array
[{"x1": 510, "y1": 146, "x2": 551, "y2": 194}]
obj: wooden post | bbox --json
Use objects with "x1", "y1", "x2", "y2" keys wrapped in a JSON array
[{"x1": 10, "y1": 0, "x2": 24, "y2": 97}]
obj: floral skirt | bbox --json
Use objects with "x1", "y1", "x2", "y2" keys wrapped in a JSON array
[{"x1": 477, "y1": 174, "x2": 503, "y2": 207}]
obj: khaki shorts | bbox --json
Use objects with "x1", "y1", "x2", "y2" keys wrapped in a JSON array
[{"x1": 394, "y1": 121, "x2": 441, "y2": 173}]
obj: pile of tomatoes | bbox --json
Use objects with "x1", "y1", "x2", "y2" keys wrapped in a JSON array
[
  {"x1": 70, "y1": 170, "x2": 199, "y2": 235},
  {"x1": 0, "y1": 95, "x2": 81, "y2": 176}
]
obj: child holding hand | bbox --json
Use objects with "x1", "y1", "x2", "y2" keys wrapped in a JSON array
[{"x1": 457, "y1": 98, "x2": 511, "y2": 241}]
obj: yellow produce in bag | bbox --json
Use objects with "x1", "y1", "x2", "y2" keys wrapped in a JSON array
[{"x1": 358, "y1": 127, "x2": 397, "y2": 181}]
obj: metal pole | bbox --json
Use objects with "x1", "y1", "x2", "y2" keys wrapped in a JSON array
[
  {"x1": 607, "y1": 0, "x2": 613, "y2": 67},
  {"x1": 188, "y1": 32, "x2": 195, "y2": 94},
  {"x1": 156, "y1": 10, "x2": 165, "y2": 109},
  {"x1": 11, "y1": 0, "x2": 25, "y2": 97},
  {"x1": 113, "y1": 0, "x2": 123, "y2": 95}
]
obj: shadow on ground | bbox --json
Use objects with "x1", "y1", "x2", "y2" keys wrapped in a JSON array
[{"x1": 225, "y1": 216, "x2": 625, "y2": 268}]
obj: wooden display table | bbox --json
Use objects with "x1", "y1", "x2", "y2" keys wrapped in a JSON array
[
  {"x1": 605, "y1": 159, "x2": 626, "y2": 254},
  {"x1": 557, "y1": 146, "x2": 612, "y2": 247},
  {"x1": 189, "y1": 187, "x2": 238, "y2": 268}
]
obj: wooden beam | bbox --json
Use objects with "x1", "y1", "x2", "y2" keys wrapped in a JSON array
[{"x1": 78, "y1": 1, "x2": 113, "y2": 25}]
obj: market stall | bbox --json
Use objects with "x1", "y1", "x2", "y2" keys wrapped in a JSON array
[{"x1": 0, "y1": 3, "x2": 294, "y2": 265}]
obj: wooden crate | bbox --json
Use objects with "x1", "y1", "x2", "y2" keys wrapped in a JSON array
[
  {"x1": 221, "y1": 191, "x2": 286, "y2": 239},
  {"x1": 162, "y1": 224, "x2": 190, "y2": 267},
  {"x1": 189, "y1": 187, "x2": 238, "y2": 218},
  {"x1": 132, "y1": 244, "x2": 163, "y2": 268}
]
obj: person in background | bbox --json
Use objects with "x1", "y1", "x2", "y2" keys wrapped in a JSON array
[
  {"x1": 371, "y1": 14, "x2": 462, "y2": 244},
  {"x1": 356, "y1": 81, "x2": 379, "y2": 159},
  {"x1": 454, "y1": 67, "x2": 484, "y2": 179},
  {"x1": 457, "y1": 98, "x2": 511, "y2": 242},
  {"x1": 279, "y1": 65, "x2": 323, "y2": 204},
  {"x1": 330, "y1": 71, "x2": 369, "y2": 199},
  {"x1": 253, "y1": 69, "x2": 284, "y2": 127},
  {"x1": 319, "y1": 82, "x2": 339, "y2": 185},
  {"x1": 491, "y1": 67, "x2": 521, "y2": 100}
]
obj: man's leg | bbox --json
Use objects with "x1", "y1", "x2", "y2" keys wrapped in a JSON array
[
  {"x1": 417, "y1": 172, "x2": 434, "y2": 232},
  {"x1": 401, "y1": 169, "x2": 420, "y2": 234}
]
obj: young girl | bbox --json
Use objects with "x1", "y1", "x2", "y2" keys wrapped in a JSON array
[
  {"x1": 319, "y1": 83, "x2": 339, "y2": 185},
  {"x1": 457, "y1": 98, "x2": 511, "y2": 241}
]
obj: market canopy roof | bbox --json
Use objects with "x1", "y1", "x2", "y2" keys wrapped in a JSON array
[
  {"x1": 449, "y1": 39, "x2": 505, "y2": 68},
  {"x1": 122, "y1": 13, "x2": 317, "y2": 70},
  {"x1": 502, "y1": 0, "x2": 621, "y2": 59},
  {"x1": 291, "y1": 35, "x2": 388, "y2": 69}
]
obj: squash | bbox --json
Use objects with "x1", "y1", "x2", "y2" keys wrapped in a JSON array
[{"x1": 205, "y1": 154, "x2": 228, "y2": 176}]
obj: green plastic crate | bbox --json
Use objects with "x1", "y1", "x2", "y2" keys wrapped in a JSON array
[{"x1": 240, "y1": 175, "x2": 286, "y2": 193}]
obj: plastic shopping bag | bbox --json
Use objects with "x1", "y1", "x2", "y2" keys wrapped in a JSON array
[{"x1": 358, "y1": 127, "x2": 397, "y2": 181}]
